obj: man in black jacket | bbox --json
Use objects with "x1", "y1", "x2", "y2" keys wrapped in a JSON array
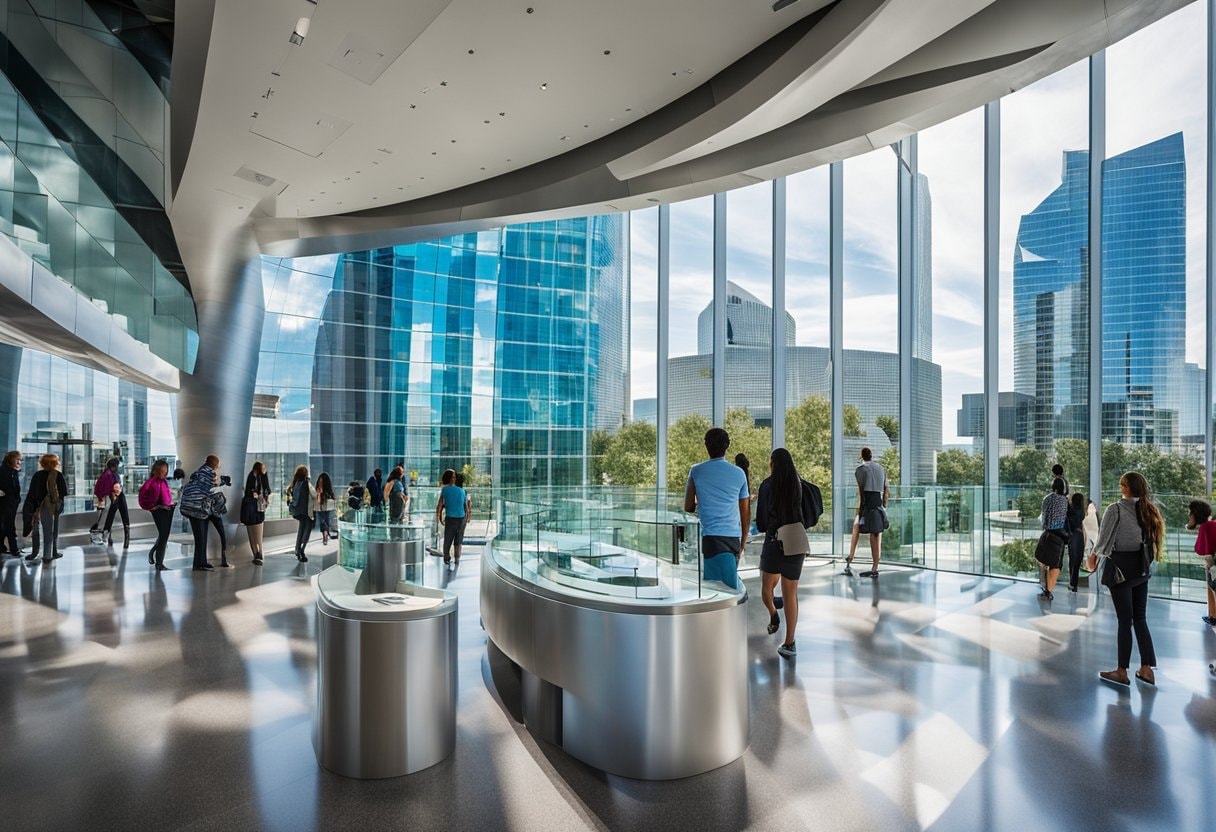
[
  {"x1": 0, "y1": 450, "x2": 21, "y2": 556},
  {"x1": 366, "y1": 468, "x2": 384, "y2": 519}
]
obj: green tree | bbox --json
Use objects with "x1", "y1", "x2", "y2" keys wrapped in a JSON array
[
  {"x1": 597, "y1": 421, "x2": 658, "y2": 486},
  {"x1": 999, "y1": 446, "x2": 1049, "y2": 485},
  {"x1": 666, "y1": 413, "x2": 711, "y2": 492},
  {"x1": 876, "y1": 415, "x2": 899, "y2": 443},
  {"x1": 936, "y1": 448, "x2": 983, "y2": 485},
  {"x1": 879, "y1": 446, "x2": 900, "y2": 487},
  {"x1": 460, "y1": 463, "x2": 484, "y2": 487},
  {"x1": 783, "y1": 394, "x2": 860, "y2": 490},
  {"x1": 1053, "y1": 438, "x2": 1089, "y2": 491},
  {"x1": 723, "y1": 408, "x2": 773, "y2": 490},
  {"x1": 589, "y1": 429, "x2": 613, "y2": 484}
]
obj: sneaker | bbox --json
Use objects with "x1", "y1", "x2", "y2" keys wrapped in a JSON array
[
  {"x1": 860, "y1": 570, "x2": 878, "y2": 579},
  {"x1": 1038, "y1": 589, "x2": 1053, "y2": 600},
  {"x1": 777, "y1": 642, "x2": 797, "y2": 659},
  {"x1": 1202, "y1": 616, "x2": 1216, "y2": 626},
  {"x1": 1069, "y1": 585, "x2": 1078, "y2": 593}
]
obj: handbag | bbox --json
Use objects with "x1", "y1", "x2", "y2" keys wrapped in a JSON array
[{"x1": 775, "y1": 522, "x2": 810, "y2": 557}]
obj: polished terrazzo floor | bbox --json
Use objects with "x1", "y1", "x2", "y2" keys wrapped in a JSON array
[{"x1": 1, "y1": 535, "x2": 1214, "y2": 832}]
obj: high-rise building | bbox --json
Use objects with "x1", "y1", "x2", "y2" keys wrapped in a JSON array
[
  {"x1": 914, "y1": 172, "x2": 933, "y2": 361},
  {"x1": 1012, "y1": 134, "x2": 1186, "y2": 450},
  {"x1": 308, "y1": 216, "x2": 627, "y2": 489}
]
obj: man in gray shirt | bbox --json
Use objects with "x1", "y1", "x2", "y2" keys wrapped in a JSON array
[{"x1": 844, "y1": 447, "x2": 888, "y2": 578}]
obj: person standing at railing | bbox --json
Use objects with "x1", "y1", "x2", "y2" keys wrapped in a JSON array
[
  {"x1": 684, "y1": 428, "x2": 749, "y2": 591},
  {"x1": 0, "y1": 451, "x2": 23, "y2": 558},
  {"x1": 1186, "y1": 500, "x2": 1216, "y2": 626},
  {"x1": 844, "y1": 447, "x2": 887, "y2": 579},
  {"x1": 366, "y1": 468, "x2": 384, "y2": 519},
  {"x1": 1066, "y1": 492, "x2": 1088, "y2": 593},
  {"x1": 455, "y1": 471, "x2": 472, "y2": 541},
  {"x1": 1037, "y1": 478, "x2": 1070, "y2": 600}
]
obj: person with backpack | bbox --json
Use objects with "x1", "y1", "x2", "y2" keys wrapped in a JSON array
[
  {"x1": 139, "y1": 460, "x2": 175, "y2": 571},
  {"x1": 241, "y1": 461, "x2": 271, "y2": 565},
  {"x1": 366, "y1": 468, "x2": 384, "y2": 519},
  {"x1": 755, "y1": 448, "x2": 822, "y2": 660},
  {"x1": 94, "y1": 458, "x2": 130, "y2": 549},
  {"x1": 179, "y1": 456, "x2": 225, "y2": 572},
  {"x1": 22, "y1": 454, "x2": 67, "y2": 563},
  {"x1": 287, "y1": 465, "x2": 316, "y2": 562}
]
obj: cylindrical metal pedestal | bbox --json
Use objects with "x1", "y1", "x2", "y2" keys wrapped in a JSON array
[
  {"x1": 313, "y1": 566, "x2": 457, "y2": 779},
  {"x1": 361, "y1": 538, "x2": 426, "y2": 592}
]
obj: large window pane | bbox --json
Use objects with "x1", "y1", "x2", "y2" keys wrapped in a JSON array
[
  {"x1": 1104, "y1": 3, "x2": 1207, "y2": 600},
  {"x1": 995, "y1": 61, "x2": 1089, "y2": 578}
]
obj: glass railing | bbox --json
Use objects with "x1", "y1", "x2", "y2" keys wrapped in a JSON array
[
  {"x1": 490, "y1": 487, "x2": 742, "y2": 606},
  {"x1": 335, "y1": 509, "x2": 431, "y2": 572}
]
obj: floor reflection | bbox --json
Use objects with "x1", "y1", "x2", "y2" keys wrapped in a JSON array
[{"x1": 0, "y1": 539, "x2": 1213, "y2": 831}]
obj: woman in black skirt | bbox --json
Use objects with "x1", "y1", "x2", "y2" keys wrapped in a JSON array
[{"x1": 242, "y1": 461, "x2": 271, "y2": 564}]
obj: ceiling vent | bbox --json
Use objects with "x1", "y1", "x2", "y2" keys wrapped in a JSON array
[
  {"x1": 328, "y1": 32, "x2": 402, "y2": 85},
  {"x1": 234, "y1": 166, "x2": 280, "y2": 188}
]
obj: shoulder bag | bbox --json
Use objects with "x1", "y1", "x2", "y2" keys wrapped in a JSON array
[{"x1": 772, "y1": 483, "x2": 810, "y2": 557}]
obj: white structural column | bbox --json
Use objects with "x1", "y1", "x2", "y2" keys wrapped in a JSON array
[
  {"x1": 772, "y1": 178, "x2": 788, "y2": 449},
  {"x1": 712, "y1": 193, "x2": 727, "y2": 426},
  {"x1": 657, "y1": 205, "x2": 671, "y2": 489},
  {"x1": 1207, "y1": 0, "x2": 1215, "y2": 493},
  {"x1": 982, "y1": 101, "x2": 1000, "y2": 573},
  {"x1": 897, "y1": 138, "x2": 915, "y2": 484},
  {"x1": 1089, "y1": 53, "x2": 1105, "y2": 504},
  {"x1": 830, "y1": 162, "x2": 845, "y2": 553}
]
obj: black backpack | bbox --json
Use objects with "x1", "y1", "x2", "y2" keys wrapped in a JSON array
[{"x1": 802, "y1": 480, "x2": 823, "y2": 528}]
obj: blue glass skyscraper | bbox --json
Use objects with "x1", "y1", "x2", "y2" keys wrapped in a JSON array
[
  {"x1": 309, "y1": 216, "x2": 626, "y2": 488},
  {"x1": 1012, "y1": 133, "x2": 1185, "y2": 450}
]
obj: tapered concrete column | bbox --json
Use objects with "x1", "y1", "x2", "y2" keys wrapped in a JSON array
[{"x1": 176, "y1": 227, "x2": 264, "y2": 543}]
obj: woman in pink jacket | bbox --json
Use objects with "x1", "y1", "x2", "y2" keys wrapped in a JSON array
[{"x1": 138, "y1": 460, "x2": 176, "y2": 571}]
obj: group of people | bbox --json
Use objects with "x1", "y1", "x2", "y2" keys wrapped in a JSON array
[{"x1": 359, "y1": 465, "x2": 471, "y2": 566}]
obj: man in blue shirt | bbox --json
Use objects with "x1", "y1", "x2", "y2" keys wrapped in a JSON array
[{"x1": 684, "y1": 428, "x2": 750, "y2": 590}]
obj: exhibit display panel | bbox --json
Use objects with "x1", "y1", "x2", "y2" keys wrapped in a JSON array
[{"x1": 482, "y1": 487, "x2": 748, "y2": 779}]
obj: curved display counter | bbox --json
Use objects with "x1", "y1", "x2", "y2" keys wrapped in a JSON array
[
  {"x1": 481, "y1": 495, "x2": 749, "y2": 780},
  {"x1": 313, "y1": 563, "x2": 457, "y2": 779}
]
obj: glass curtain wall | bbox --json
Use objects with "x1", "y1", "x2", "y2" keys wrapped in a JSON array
[
  {"x1": 993, "y1": 60, "x2": 1090, "y2": 578},
  {"x1": 723, "y1": 182, "x2": 774, "y2": 499},
  {"x1": 1104, "y1": 3, "x2": 1208, "y2": 600},
  {"x1": 784, "y1": 168, "x2": 832, "y2": 550},
  {"x1": 665, "y1": 196, "x2": 715, "y2": 490},
  {"x1": 917, "y1": 111, "x2": 987, "y2": 573}
]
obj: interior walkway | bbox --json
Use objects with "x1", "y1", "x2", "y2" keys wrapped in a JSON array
[{"x1": 1, "y1": 536, "x2": 1214, "y2": 831}]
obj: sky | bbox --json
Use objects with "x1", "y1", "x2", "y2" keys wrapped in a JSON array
[{"x1": 628, "y1": 1, "x2": 1208, "y2": 446}]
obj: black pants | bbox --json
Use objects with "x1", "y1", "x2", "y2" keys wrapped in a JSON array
[
  {"x1": 208, "y1": 514, "x2": 227, "y2": 552},
  {"x1": 151, "y1": 507, "x2": 175, "y2": 567},
  {"x1": 1109, "y1": 578, "x2": 1156, "y2": 669},
  {"x1": 189, "y1": 516, "x2": 210, "y2": 568},
  {"x1": 1067, "y1": 531, "x2": 1085, "y2": 589},
  {"x1": 0, "y1": 503, "x2": 18, "y2": 553},
  {"x1": 103, "y1": 492, "x2": 130, "y2": 533},
  {"x1": 443, "y1": 516, "x2": 465, "y2": 557},
  {"x1": 295, "y1": 515, "x2": 314, "y2": 555}
]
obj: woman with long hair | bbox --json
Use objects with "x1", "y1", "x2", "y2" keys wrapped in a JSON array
[
  {"x1": 384, "y1": 466, "x2": 406, "y2": 523},
  {"x1": 0, "y1": 450, "x2": 23, "y2": 557},
  {"x1": 1088, "y1": 471, "x2": 1164, "y2": 686},
  {"x1": 21, "y1": 454, "x2": 67, "y2": 563},
  {"x1": 287, "y1": 464, "x2": 315, "y2": 562},
  {"x1": 754, "y1": 448, "x2": 813, "y2": 659},
  {"x1": 180, "y1": 455, "x2": 223, "y2": 571},
  {"x1": 1038, "y1": 477, "x2": 1069, "y2": 600},
  {"x1": 315, "y1": 472, "x2": 337, "y2": 545},
  {"x1": 243, "y1": 461, "x2": 271, "y2": 564}
]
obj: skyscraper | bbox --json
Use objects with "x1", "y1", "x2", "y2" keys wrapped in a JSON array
[
  {"x1": 914, "y1": 172, "x2": 933, "y2": 361},
  {"x1": 309, "y1": 216, "x2": 627, "y2": 488},
  {"x1": 1012, "y1": 133, "x2": 1186, "y2": 450}
]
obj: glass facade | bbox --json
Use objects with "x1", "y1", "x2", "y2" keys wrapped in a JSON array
[{"x1": 4, "y1": 1, "x2": 1215, "y2": 603}]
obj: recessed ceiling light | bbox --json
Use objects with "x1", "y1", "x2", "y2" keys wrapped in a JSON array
[
  {"x1": 468, "y1": 49, "x2": 475, "y2": 54},
  {"x1": 450, "y1": 139, "x2": 456, "y2": 143},
  {"x1": 539, "y1": 82, "x2": 548, "y2": 90},
  {"x1": 309, "y1": 198, "x2": 315, "y2": 202},
  {"x1": 345, "y1": 177, "x2": 351, "y2": 180},
  {"x1": 409, "y1": 104, "x2": 416, "y2": 109},
  {"x1": 355, "y1": 170, "x2": 361, "y2": 174},
  {"x1": 320, "y1": 191, "x2": 326, "y2": 194},
  {"x1": 499, "y1": 112, "x2": 506, "y2": 117},
  {"x1": 484, "y1": 120, "x2": 490, "y2": 124},
  {"x1": 526, "y1": 7, "x2": 533, "y2": 13},
  {"x1": 372, "y1": 196, "x2": 378, "y2": 200},
  {"x1": 432, "y1": 151, "x2": 438, "y2": 155},
  {"x1": 647, "y1": 198, "x2": 660, "y2": 203},
  {"x1": 603, "y1": 50, "x2": 611, "y2": 55},
  {"x1": 337, "y1": 201, "x2": 342, "y2": 205},
  {"x1": 397, "y1": 186, "x2": 404, "y2": 190},
  {"x1": 559, "y1": 135, "x2": 568, "y2": 141},
  {"x1": 480, "y1": 166, "x2": 486, "y2": 170},
  {"x1": 440, "y1": 80, "x2": 448, "y2": 86}
]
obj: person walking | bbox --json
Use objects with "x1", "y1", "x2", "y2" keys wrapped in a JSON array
[
  {"x1": 1186, "y1": 500, "x2": 1216, "y2": 626},
  {"x1": 241, "y1": 462, "x2": 271, "y2": 564},
  {"x1": 0, "y1": 451, "x2": 22, "y2": 557},
  {"x1": 384, "y1": 466, "x2": 407, "y2": 523},
  {"x1": 684, "y1": 428, "x2": 750, "y2": 590},
  {"x1": 316, "y1": 473, "x2": 337, "y2": 545},
  {"x1": 1088, "y1": 471, "x2": 1164, "y2": 687},
  {"x1": 287, "y1": 465, "x2": 315, "y2": 562},
  {"x1": 1066, "y1": 491, "x2": 1088, "y2": 593},
  {"x1": 755, "y1": 448, "x2": 817, "y2": 659},
  {"x1": 1038, "y1": 477, "x2": 1069, "y2": 600},
  {"x1": 436, "y1": 469, "x2": 467, "y2": 567},
  {"x1": 96, "y1": 458, "x2": 131, "y2": 549},
  {"x1": 138, "y1": 460, "x2": 175, "y2": 571},
  {"x1": 22, "y1": 454, "x2": 67, "y2": 563},
  {"x1": 179, "y1": 456, "x2": 224, "y2": 572},
  {"x1": 366, "y1": 468, "x2": 384, "y2": 518},
  {"x1": 844, "y1": 447, "x2": 888, "y2": 579}
]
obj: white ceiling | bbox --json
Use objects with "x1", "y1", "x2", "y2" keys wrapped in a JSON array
[{"x1": 187, "y1": 0, "x2": 832, "y2": 220}]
